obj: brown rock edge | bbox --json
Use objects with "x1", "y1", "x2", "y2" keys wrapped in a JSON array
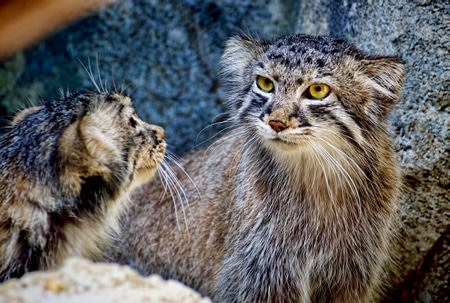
[{"x1": 0, "y1": 0, "x2": 118, "y2": 60}]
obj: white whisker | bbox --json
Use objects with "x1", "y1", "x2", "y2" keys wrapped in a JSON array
[
  {"x1": 235, "y1": 131, "x2": 260, "y2": 164},
  {"x1": 78, "y1": 57, "x2": 101, "y2": 93},
  {"x1": 166, "y1": 152, "x2": 200, "y2": 201},
  {"x1": 204, "y1": 126, "x2": 251, "y2": 158},
  {"x1": 157, "y1": 163, "x2": 182, "y2": 231},
  {"x1": 311, "y1": 141, "x2": 363, "y2": 217},
  {"x1": 315, "y1": 125, "x2": 361, "y2": 146},
  {"x1": 95, "y1": 55, "x2": 106, "y2": 93},
  {"x1": 162, "y1": 161, "x2": 190, "y2": 217},
  {"x1": 195, "y1": 119, "x2": 235, "y2": 148},
  {"x1": 315, "y1": 135, "x2": 374, "y2": 186},
  {"x1": 157, "y1": 158, "x2": 194, "y2": 238},
  {"x1": 307, "y1": 141, "x2": 336, "y2": 204}
]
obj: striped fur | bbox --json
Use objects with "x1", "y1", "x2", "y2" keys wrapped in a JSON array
[
  {"x1": 0, "y1": 91, "x2": 165, "y2": 281},
  {"x1": 116, "y1": 34, "x2": 405, "y2": 303}
]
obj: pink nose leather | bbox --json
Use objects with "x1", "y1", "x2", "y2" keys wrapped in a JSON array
[{"x1": 268, "y1": 120, "x2": 287, "y2": 132}]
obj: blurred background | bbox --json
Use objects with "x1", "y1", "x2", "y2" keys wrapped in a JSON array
[{"x1": 0, "y1": 0, "x2": 448, "y2": 302}]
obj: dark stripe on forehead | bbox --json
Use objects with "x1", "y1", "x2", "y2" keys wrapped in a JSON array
[
  {"x1": 316, "y1": 59, "x2": 325, "y2": 68},
  {"x1": 317, "y1": 71, "x2": 333, "y2": 78},
  {"x1": 105, "y1": 93, "x2": 118, "y2": 103}
]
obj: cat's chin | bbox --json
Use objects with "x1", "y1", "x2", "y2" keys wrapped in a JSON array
[
  {"x1": 262, "y1": 137, "x2": 307, "y2": 153},
  {"x1": 130, "y1": 167, "x2": 158, "y2": 190}
]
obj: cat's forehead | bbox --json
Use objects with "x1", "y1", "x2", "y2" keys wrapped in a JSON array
[
  {"x1": 96, "y1": 93, "x2": 135, "y2": 117},
  {"x1": 86, "y1": 92, "x2": 133, "y2": 113},
  {"x1": 47, "y1": 92, "x2": 134, "y2": 118},
  {"x1": 98, "y1": 92, "x2": 131, "y2": 106},
  {"x1": 262, "y1": 34, "x2": 359, "y2": 71}
]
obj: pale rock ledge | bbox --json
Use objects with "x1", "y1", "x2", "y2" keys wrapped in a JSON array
[{"x1": 0, "y1": 257, "x2": 211, "y2": 303}]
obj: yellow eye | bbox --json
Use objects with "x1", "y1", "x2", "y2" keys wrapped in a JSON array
[
  {"x1": 256, "y1": 76, "x2": 274, "y2": 92},
  {"x1": 308, "y1": 84, "x2": 330, "y2": 99}
]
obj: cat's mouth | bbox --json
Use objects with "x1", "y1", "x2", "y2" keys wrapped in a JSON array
[
  {"x1": 271, "y1": 137, "x2": 297, "y2": 145},
  {"x1": 263, "y1": 136, "x2": 309, "y2": 151},
  {"x1": 257, "y1": 124, "x2": 312, "y2": 149}
]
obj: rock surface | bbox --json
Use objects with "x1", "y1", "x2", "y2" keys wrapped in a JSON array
[
  {"x1": 0, "y1": 0, "x2": 448, "y2": 302},
  {"x1": 0, "y1": 257, "x2": 211, "y2": 303}
]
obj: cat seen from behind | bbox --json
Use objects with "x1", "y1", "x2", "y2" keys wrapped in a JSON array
[{"x1": 0, "y1": 91, "x2": 166, "y2": 281}]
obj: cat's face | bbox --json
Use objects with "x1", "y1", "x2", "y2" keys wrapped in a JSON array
[
  {"x1": 221, "y1": 34, "x2": 405, "y2": 155},
  {"x1": 2, "y1": 91, "x2": 165, "y2": 213},
  {"x1": 57, "y1": 92, "x2": 166, "y2": 196}
]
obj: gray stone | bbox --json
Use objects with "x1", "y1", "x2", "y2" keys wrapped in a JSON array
[{"x1": 0, "y1": 0, "x2": 448, "y2": 301}]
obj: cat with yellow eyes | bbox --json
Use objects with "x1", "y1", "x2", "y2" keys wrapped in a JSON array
[{"x1": 114, "y1": 34, "x2": 406, "y2": 303}]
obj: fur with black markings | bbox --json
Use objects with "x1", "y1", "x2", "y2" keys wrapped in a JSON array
[{"x1": 0, "y1": 91, "x2": 165, "y2": 281}]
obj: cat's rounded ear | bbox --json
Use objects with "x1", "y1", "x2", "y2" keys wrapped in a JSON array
[
  {"x1": 220, "y1": 35, "x2": 267, "y2": 80},
  {"x1": 78, "y1": 111, "x2": 122, "y2": 167},
  {"x1": 359, "y1": 56, "x2": 406, "y2": 111},
  {"x1": 57, "y1": 110, "x2": 122, "y2": 195}
]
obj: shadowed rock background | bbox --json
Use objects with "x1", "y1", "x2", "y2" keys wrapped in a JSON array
[{"x1": 0, "y1": 0, "x2": 448, "y2": 302}]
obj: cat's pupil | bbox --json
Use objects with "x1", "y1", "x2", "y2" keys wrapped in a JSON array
[{"x1": 315, "y1": 86, "x2": 321, "y2": 92}]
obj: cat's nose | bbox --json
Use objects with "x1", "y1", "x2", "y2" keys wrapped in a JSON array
[
  {"x1": 148, "y1": 125, "x2": 165, "y2": 141},
  {"x1": 268, "y1": 120, "x2": 287, "y2": 132}
]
